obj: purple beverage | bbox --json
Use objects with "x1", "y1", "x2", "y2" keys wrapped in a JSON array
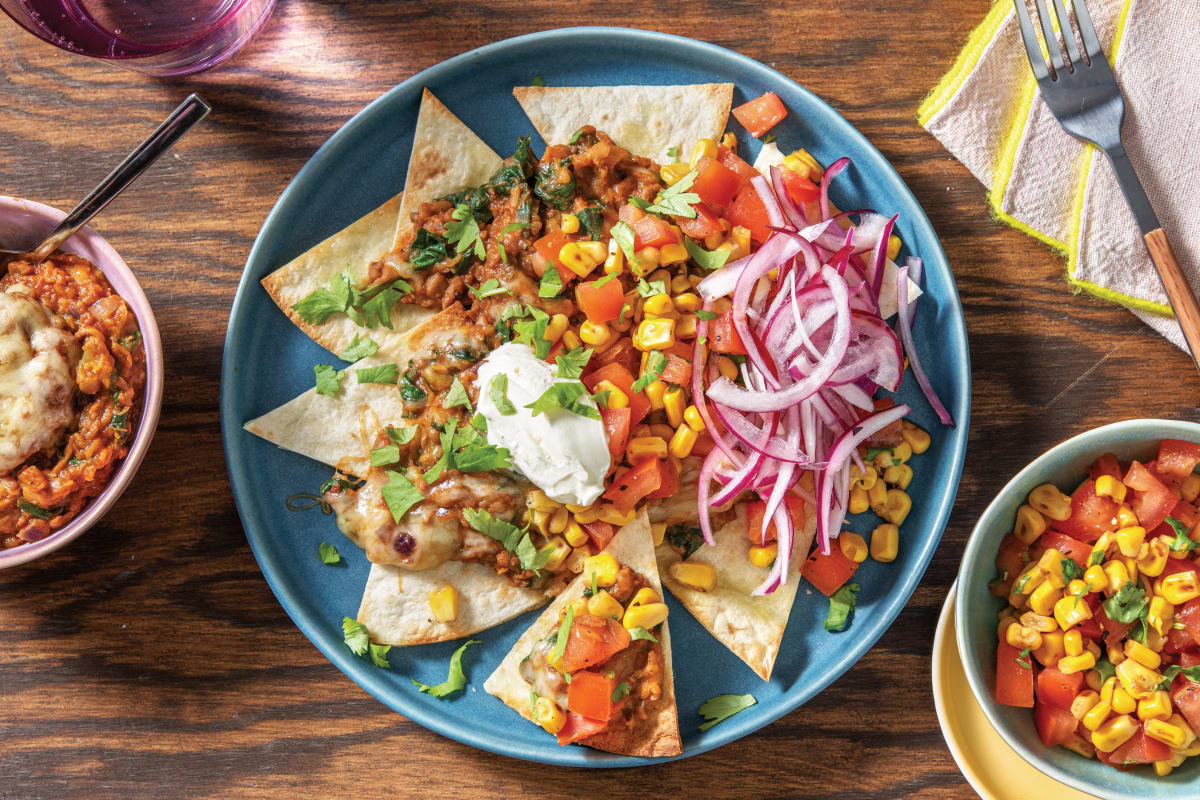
[{"x1": 1, "y1": 0, "x2": 274, "y2": 75}]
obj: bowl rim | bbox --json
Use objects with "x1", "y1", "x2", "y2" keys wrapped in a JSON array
[
  {"x1": 0, "y1": 195, "x2": 163, "y2": 569},
  {"x1": 955, "y1": 417, "x2": 1200, "y2": 798}
]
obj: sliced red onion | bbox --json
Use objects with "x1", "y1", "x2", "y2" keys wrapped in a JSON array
[
  {"x1": 752, "y1": 174, "x2": 786, "y2": 230},
  {"x1": 897, "y1": 265, "x2": 954, "y2": 426},
  {"x1": 818, "y1": 157, "x2": 850, "y2": 222},
  {"x1": 770, "y1": 165, "x2": 807, "y2": 230},
  {"x1": 868, "y1": 214, "x2": 899, "y2": 299},
  {"x1": 711, "y1": 403, "x2": 814, "y2": 464},
  {"x1": 696, "y1": 253, "x2": 753, "y2": 301}
]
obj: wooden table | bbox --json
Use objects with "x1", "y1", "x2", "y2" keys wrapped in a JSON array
[{"x1": 2, "y1": 2, "x2": 1192, "y2": 797}]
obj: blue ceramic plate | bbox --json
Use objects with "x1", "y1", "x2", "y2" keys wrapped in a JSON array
[
  {"x1": 956, "y1": 419, "x2": 1200, "y2": 799},
  {"x1": 220, "y1": 27, "x2": 970, "y2": 766}
]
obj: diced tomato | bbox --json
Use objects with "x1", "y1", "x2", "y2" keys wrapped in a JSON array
[
  {"x1": 746, "y1": 495, "x2": 806, "y2": 545},
  {"x1": 995, "y1": 640, "x2": 1035, "y2": 708},
  {"x1": 1095, "y1": 604, "x2": 1133, "y2": 648},
  {"x1": 1035, "y1": 702, "x2": 1078, "y2": 748},
  {"x1": 1038, "y1": 530, "x2": 1092, "y2": 568},
  {"x1": 1125, "y1": 461, "x2": 1177, "y2": 532},
  {"x1": 646, "y1": 456, "x2": 679, "y2": 500},
  {"x1": 692, "y1": 431, "x2": 715, "y2": 457},
  {"x1": 660, "y1": 353, "x2": 692, "y2": 386},
  {"x1": 781, "y1": 168, "x2": 820, "y2": 205},
  {"x1": 599, "y1": 407, "x2": 630, "y2": 470},
  {"x1": 532, "y1": 231, "x2": 572, "y2": 277},
  {"x1": 864, "y1": 398, "x2": 905, "y2": 447},
  {"x1": 556, "y1": 712, "x2": 609, "y2": 746},
  {"x1": 575, "y1": 276, "x2": 625, "y2": 323},
  {"x1": 1181, "y1": 649, "x2": 1200, "y2": 667},
  {"x1": 1109, "y1": 727, "x2": 1173, "y2": 765},
  {"x1": 677, "y1": 202, "x2": 725, "y2": 239},
  {"x1": 631, "y1": 215, "x2": 679, "y2": 250},
  {"x1": 562, "y1": 614, "x2": 631, "y2": 673},
  {"x1": 618, "y1": 203, "x2": 645, "y2": 226},
  {"x1": 731, "y1": 91, "x2": 788, "y2": 138},
  {"x1": 1051, "y1": 480, "x2": 1119, "y2": 543},
  {"x1": 709, "y1": 311, "x2": 747, "y2": 355},
  {"x1": 1037, "y1": 667, "x2": 1083, "y2": 709},
  {"x1": 691, "y1": 159, "x2": 742, "y2": 208},
  {"x1": 1166, "y1": 626, "x2": 1194, "y2": 654},
  {"x1": 1160, "y1": 558, "x2": 1200, "y2": 582},
  {"x1": 802, "y1": 545, "x2": 859, "y2": 596},
  {"x1": 995, "y1": 534, "x2": 1029, "y2": 586},
  {"x1": 716, "y1": 146, "x2": 758, "y2": 185},
  {"x1": 567, "y1": 670, "x2": 617, "y2": 721},
  {"x1": 1089, "y1": 452, "x2": 1123, "y2": 481},
  {"x1": 603, "y1": 457, "x2": 666, "y2": 513},
  {"x1": 1178, "y1": 598, "x2": 1200, "y2": 647},
  {"x1": 1095, "y1": 747, "x2": 1134, "y2": 771},
  {"x1": 1158, "y1": 439, "x2": 1200, "y2": 477},
  {"x1": 581, "y1": 520, "x2": 615, "y2": 552},
  {"x1": 1172, "y1": 674, "x2": 1200, "y2": 733},
  {"x1": 725, "y1": 184, "x2": 773, "y2": 244},
  {"x1": 583, "y1": 363, "x2": 650, "y2": 426},
  {"x1": 590, "y1": 337, "x2": 638, "y2": 376},
  {"x1": 1170, "y1": 499, "x2": 1200, "y2": 530}
]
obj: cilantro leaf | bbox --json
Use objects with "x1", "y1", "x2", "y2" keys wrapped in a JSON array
[
  {"x1": 356, "y1": 363, "x2": 398, "y2": 384},
  {"x1": 445, "y1": 376, "x2": 472, "y2": 411},
  {"x1": 516, "y1": 533, "x2": 555, "y2": 572},
  {"x1": 408, "y1": 228, "x2": 449, "y2": 270},
  {"x1": 338, "y1": 333, "x2": 379, "y2": 362},
  {"x1": 555, "y1": 346, "x2": 593, "y2": 380},
  {"x1": 452, "y1": 439, "x2": 512, "y2": 472},
  {"x1": 667, "y1": 146, "x2": 679, "y2": 159},
  {"x1": 534, "y1": 158, "x2": 575, "y2": 211},
  {"x1": 531, "y1": 75, "x2": 545, "y2": 86},
  {"x1": 1094, "y1": 655, "x2": 1116, "y2": 684},
  {"x1": 684, "y1": 237, "x2": 731, "y2": 271},
  {"x1": 342, "y1": 617, "x2": 370, "y2": 656},
  {"x1": 646, "y1": 170, "x2": 700, "y2": 218},
  {"x1": 512, "y1": 306, "x2": 552, "y2": 359},
  {"x1": 318, "y1": 542, "x2": 341, "y2": 564},
  {"x1": 1015, "y1": 646, "x2": 1033, "y2": 669},
  {"x1": 445, "y1": 203, "x2": 487, "y2": 261},
  {"x1": 1061, "y1": 557, "x2": 1084, "y2": 582},
  {"x1": 611, "y1": 682, "x2": 631, "y2": 703},
  {"x1": 411, "y1": 640, "x2": 480, "y2": 698},
  {"x1": 489, "y1": 374, "x2": 517, "y2": 415},
  {"x1": 538, "y1": 266, "x2": 563, "y2": 298},
  {"x1": 610, "y1": 221, "x2": 637, "y2": 262},
  {"x1": 387, "y1": 425, "x2": 417, "y2": 445},
  {"x1": 628, "y1": 627, "x2": 659, "y2": 643},
  {"x1": 370, "y1": 444, "x2": 400, "y2": 467},
  {"x1": 695, "y1": 309, "x2": 719, "y2": 321},
  {"x1": 632, "y1": 350, "x2": 667, "y2": 393},
  {"x1": 1102, "y1": 583, "x2": 1149, "y2": 624},
  {"x1": 292, "y1": 271, "x2": 352, "y2": 323},
  {"x1": 369, "y1": 643, "x2": 392, "y2": 668},
  {"x1": 1166, "y1": 516, "x2": 1196, "y2": 552},
  {"x1": 698, "y1": 693, "x2": 757, "y2": 731},
  {"x1": 314, "y1": 364, "x2": 343, "y2": 396},
  {"x1": 470, "y1": 278, "x2": 512, "y2": 299},
  {"x1": 463, "y1": 508, "x2": 548, "y2": 570},
  {"x1": 550, "y1": 605, "x2": 575, "y2": 667},
  {"x1": 1159, "y1": 664, "x2": 1200, "y2": 691},
  {"x1": 574, "y1": 207, "x2": 605, "y2": 240},
  {"x1": 380, "y1": 470, "x2": 424, "y2": 523},
  {"x1": 358, "y1": 282, "x2": 407, "y2": 328},
  {"x1": 568, "y1": 127, "x2": 585, "y2": 144},
  {"x1": 525, "y1": 380, "x2": 600, "y2": 420},
  {"x1": 636, "y1": 278, "x2": 666, "y2": 298},
  {"x1": 824, "y1": 582, "x2": 860, "y2": 632}
]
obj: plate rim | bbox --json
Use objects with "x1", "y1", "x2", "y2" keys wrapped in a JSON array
[{"x1": 219, "y1": 25, "x2": 972, "y2": 766}]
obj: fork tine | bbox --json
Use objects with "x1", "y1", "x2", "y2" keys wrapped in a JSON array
[
  {"x1": 1050, "y1": 0, "x2": 1084, "y2": 66},
  {"x1": 1013, "y1": 0, "x2": 1052, "y2": 81},
  {"x1": 1033, "y1": 0, "x2": 1067, "y2": 74},
  {"x1": 1072, "y1": 0, "x2": 1103, "y2": 58}
]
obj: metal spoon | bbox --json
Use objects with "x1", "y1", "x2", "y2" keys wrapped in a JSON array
[{"x1": 1, "y1": 93, "x2": 211, "y2": 264}]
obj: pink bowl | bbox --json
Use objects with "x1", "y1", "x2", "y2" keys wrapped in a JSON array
[{"x1": 0, "y1": 196, "x2": 163, "y2": 568}]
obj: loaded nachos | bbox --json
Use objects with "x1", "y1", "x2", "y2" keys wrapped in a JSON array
[{"x1": 245, "y1": 81, "x2": 949, "y2": 754}]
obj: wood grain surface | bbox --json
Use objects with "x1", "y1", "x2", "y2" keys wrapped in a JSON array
[{"x1": 1, "y1": 2, "x2": 1195, "y2": 798}]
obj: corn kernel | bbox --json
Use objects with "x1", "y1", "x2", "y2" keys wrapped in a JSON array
[
  {"x1": 730, "y1": 226, "x2": 751, "y2": 256},
  {"x1": 1153, "y1": 761, "x2": 1174, "y2": 777},
  {"x1": 578, "y1": 241, "x2": 607, "y2": 264},
  {"x1": 1033, "y1": 630, "x2": 1064, "y2": 667},
  {"x1": 563, "y1": 520, "x2": 589, "y2": 548},
  {"x1": 572, "y1": 503, "x2": 602, "y2": 523},
  {"x1": 871, "y1": 523, "x2": 899, "y2": 563},
  {"x1": 544, "y1": 313, "x2": 569, "y2": 342},
  {"x1": 548, "y1": 506, "x2": 569, "y2": 535},
  {"x1": 669, "y1": 274, "x2": 692, "y2": 294},
  {"x1": 1071, "y1": 691, "x2": 1101, "y2": 721},
  {"x1": 784, "y1": 148, "x2": 822, "y2": 181},
  {"x1": 1063, "y1": 735, "x2": 1096, "y2": 758},
  {"x1": 851, "y1": 463, "x2": 879, "y2": 491},
  {"x1": 1148, "y1": 597, "x2": 1174, "y2": 636},
  {"x1": 1082, "y1": 698, "x2": 1113, "y2": 731},
  {"x1": 1083, "y1": 564, "x2": 1109, "y2": 593},
  {"x1": 584, "y1": 554, "x2": 619, "y2": 587},
  {"x1": 660, "y1": 243, "x2": 688, "y2": 265},
  {"x1": 749, "y1": 542, "x2": 778, "y2": 568},
  {"x1": 1085, "y1": 669, "x2": 1104, "y2": 692},
  {"x1": 1013, "y1": 505, "x2": 1047, "y2": 544},
  {"x1": 660, "y1": 162, "x2": 692, "y2": 185},
  {"x1": 536, "y1": 696, "x2": 565, "y2": 734},
  {"x1": 592, "y1": 379, "x2": 629, "y2": 410},
  {"x1": 683, "y1": 405, "x2": 705, "y2": 432},
  {"x1": 1091, "y1": 714, "x2": 1138, "y2": 752},
  {"x1": 1116, "y1": 657, "x2": 1163, "y2": 699},
  {"x1": 651, "y1": 522, "x2": 667, "y2": 547},
  {"x1": 675, "y1": 314, "x2": 698, "y2": 340},
  {"x1": 1145, "y1": 719, "x2": 1190, "y2": 749},
  {"x1": 1103, "y1": 560, "x2": 1130, "y2": 595},
  {"x1": 529, "y1": 508, "x2": 551, "y2": 535},
  {"x1": 1029, "y1": 484, "x2": 1072, "y2": 521},
  {"x1": 1162, "y1": 571, "x2": 1200, "y2": 604},
  {"x1": 1095, "y1": 474, "x2": 1127, "y2": 503},
  {"x1": 669, "y1": 560, "x2": 717, "y2": 592},
  {"x1": 867, "y1": 479, "x2": 888, "y2": 515},
  {"x1": 561, "y1": 329, "x2": 583, "y2": 350},
  {"x1": 558, "y1": 242, "x2": 601, "y2": 278},
  {"x1": 643, "y1": 293, "x2": 674, "y2": 317},
  {"x1": 663, "y1": 387, "x2": 686, "y2": 427},
  {"x1": 1007, "y1": 622, "x2": 1042, "y2": 650},
  {"x1": 579, "y1": 320, "x2": 612, "y2": 347},
  {"x1": 1037, "y1": 548, "x2": 1069, "y2": 588},
  {"x1": 565, "y1": 548, "x2": 589, "y2": 575},
  {"x1": 526, "y1": 489, "x2": 557, "y2": 512},
  {"x1": 1125, "y1": 638, "x2": 1162, "y2": 670},
  {"x1": 622, "y1": 602, "x2": 669, "y2": 630},
  {"x1": 848, "y1": 486, "x2": 870, "y2": 514},
  {"x1": 603, "y1": 246, "x2": 624, "y2": 275},
  {"x1": 629, "y1": 587, "x2": 661, "y2": 609},
  {"x1": 1064, "y1": 629, "x2": 1084, "y2": 657},
  {"x1": 587, "y1": 589, "x2": 625, "y2": 620},
  {"x1": 1138, "y1": 539, "x2": 1169, "y2": 577},
  {"x1": 1168, "y1": 713, "x2": 1198, "y2": 749},
  {"x1": 1058, "y1": 652, "x2": 1097, "y2": 674},
  {"x1": 1112, "y1": 685, "x2": 1137, "y2": 715},
  {"x1": 720, "y1": 132, "x2": 738, "y2": 150},
  {"x1": 1052, "y1": 592, "x2": 1092, "y2": 629},
  {"x1": 633, "y1": 317, "x2": 675, "y2": 351},
  {"x1": 1137, "y1": 691, "x2": 1173, "y2": 722},
  {"x1": 717, "y1": 355, "x2": 739, "y2": 381},
  {"x1": 560, "y1": 213, "x2": 580, "y2": 235},
  {"x1": 1067, "y1": 579, "x2": 1088, "y2": 597},
  {"x1": 881, "y1": 489, "x2": 912, "y2": 526},
  {"x1": 428, "y1": 584, "x2": 459, "y2": 623},
  {"x1": 690, "y1": 138, "x2": 718, "y2": 167},
  {"x1": 1019, "y1": 611, "x2": 1058, "y2": 632},
  {"x1": 1116, "y1": 526, "x2": 1147, "y2": 558},
  {"x1": 1182, "y1": 473, "x2": 1200, "y2": 503},
  {"x1": 671, "y1": 292, "x2": 702, "y2": 314},
  {"x1": 1117, "y1": 505, "x2": 1139, "y2": 528},
  {"x1": 886, "y1": 234, "x2": 901, "y2": 261},
  {"x1": 840, "y1": 531, "x2": 869, "y2": 563},
  {"x1": 899, "y1": 420, "x2": 930, "y2": 454},
  {"x1": 627, "y1": 436, "x2": 668, "y2": 461},
  {"x1": 669, "y1": 424, "x2": 698, "y2": 458},
  {"x1": 598, "y1": 505, "x2": 637, "y2": 527}
]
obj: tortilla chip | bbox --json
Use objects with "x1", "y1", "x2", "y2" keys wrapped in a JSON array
[
  {"x1": 260, "y1": 192, "x2": 435, "y2": 357},
  {"x1": 389, "y1": 88, "x2": 504, "y2": 252},
  {"x1": 243, "y1": 305, "x2": 474, "y2": 473},
  {"x1": 358, "y1": 560, "x2": 547, "y2": 646},
  {"x1": 656, "y1": 503, "x2": 816, "y2": 681},
  {"x1": 484, "y1": 512, "x2": 682, "y2": 757},
  {"x1": 513, "y1": 83, "x2": 733, "y2": 161}
]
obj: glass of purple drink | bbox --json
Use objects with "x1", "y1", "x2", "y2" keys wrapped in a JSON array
[{"x1": 0, "y1": 0, "x2": 275, "y2": 76}]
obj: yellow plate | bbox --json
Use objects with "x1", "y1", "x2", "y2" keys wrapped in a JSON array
[{"x1": 932, "y1": 582, "x2": 1100, "y2": 800}]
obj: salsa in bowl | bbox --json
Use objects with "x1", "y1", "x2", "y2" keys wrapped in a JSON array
[{"x1": 0, "y1": 196, "x2": 162, "y2": 569}]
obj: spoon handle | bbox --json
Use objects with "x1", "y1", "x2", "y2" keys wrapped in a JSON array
[{"x1": 27, "y1": 94, "x2": 212, "y2": 263}]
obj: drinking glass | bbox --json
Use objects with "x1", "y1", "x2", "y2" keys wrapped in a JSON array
[{"x1": 0, "y1": 0, "x2": 275, "y2": 76}]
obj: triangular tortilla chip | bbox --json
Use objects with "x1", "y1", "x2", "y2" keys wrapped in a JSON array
[
  {"x1": 656, "y1": 502, "x2": 816, "y2": 681},
  {"x1": 484, "y1": 512, "x2": 682, "y2": 758},
  {"x1": 358, "y1": 560, "x2": 547, "y2": 646},
  {"x1": 513, "y1": 83, "x2": 733, "y2": 161},
  {"x1": 243, "y1": 305, "x2": 473, "y2": 474},
  {"x1": 389, "y1": 88, "x2": 504, "y2": 252},
  {"x1": 260, "y1": 192, "x2": 435, "y2": 357}
]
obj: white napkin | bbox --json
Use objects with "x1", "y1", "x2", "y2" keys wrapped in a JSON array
[{"x1": 919, "y1": 0, "x2": 1200, "y2": 350}]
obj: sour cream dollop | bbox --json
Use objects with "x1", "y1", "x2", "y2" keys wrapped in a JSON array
[{"x1": 475, "y1": 342, "x2": 609, "y2": 506}]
